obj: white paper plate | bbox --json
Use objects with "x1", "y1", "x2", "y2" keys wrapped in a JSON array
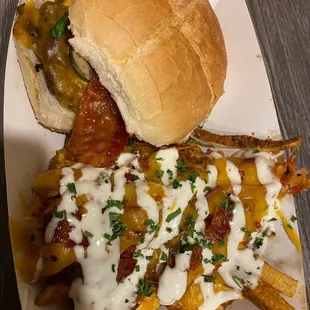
[{"x1": 4, "y1": 0, "x2": 306, "y2": 309}]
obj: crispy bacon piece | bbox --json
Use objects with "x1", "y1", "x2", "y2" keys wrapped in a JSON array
[
  {"x1": 275, "y1": 156, "x2": 310, "y2": 195},
  {"x1": 65, "y1": 74, "x2": 128, "y2": 167},
  {"x1": 116, "y1": 245, "x2": 137, "y2": 282},
  {"x1": 167, "y1": 249, "x2": 176, "y2": 268},
  {"x1": 189, "y1": 246, "x2": 203, "y2": 271},
  {"x1": 205, "y1": 210, "x2": 231, "y2": 244}
]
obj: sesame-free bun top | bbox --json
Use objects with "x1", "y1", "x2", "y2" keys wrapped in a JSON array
[{"x1": 69, "y1": 0, "x2": 227, "y2": 146}]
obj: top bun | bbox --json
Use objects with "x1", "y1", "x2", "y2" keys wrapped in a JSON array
[{"x1": 69, "y1": 0, "x2": 227, "y2": 146}]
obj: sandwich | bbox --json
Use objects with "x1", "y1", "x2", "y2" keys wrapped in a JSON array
[
  {"x1": 11, "y1": 0, "x2": 310, "y2": 309},
  {"x1": 13, "y1": 0, "x2": 227, "y2": 146}
]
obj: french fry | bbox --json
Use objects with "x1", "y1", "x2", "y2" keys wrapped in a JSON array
[
  {"x1": 244, "y1": 279, "x2": 294, "y2": 310},
  {"x1": 261, "y1": 263, "x2": 297, "y2": 297},
  {"x1": 192, "y1": 128, "x2": 302, "y2": 152},
  {"x1": 35, "y1": 281, "x2": 70, "y2": 306}
]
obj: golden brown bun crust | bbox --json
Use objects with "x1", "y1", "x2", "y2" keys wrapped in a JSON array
[{"x1": 69, "y1": 0, "x2": 227, "y2": 146}]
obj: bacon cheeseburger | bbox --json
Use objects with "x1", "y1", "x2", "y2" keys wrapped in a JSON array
[{"x1": 13, "y1": 0, "x2": 227, "y2": 146}]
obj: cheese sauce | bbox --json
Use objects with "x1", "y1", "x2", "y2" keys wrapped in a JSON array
[{"x1": 42, "y1": 147, "x2": 286, "y2": 309}]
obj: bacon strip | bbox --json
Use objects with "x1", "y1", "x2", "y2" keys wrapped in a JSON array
[
  {"x1": 189, "y1": 246, "x2": 203, "y2": 270},
  {"x1": 116, "y1": 245, "x2": 137, "y2": 282},
  {"x1": 205, "y1": 210, "x2": 231, "y2": 244},
  {"x1": 275, "y1": 156, "x2": 310, "y2": 195},
  {"x1": 66, "y1": 74, "x2": 128, "y2": 167}
]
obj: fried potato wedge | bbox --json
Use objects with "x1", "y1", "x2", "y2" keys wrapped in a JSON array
[
  {"x1": 192, "y1": 129, "x2": 302, "y2": 152},
  {"x1": 244, "y1": 279, "x2": 294, "y2": 310},
  {"x1": 261, "y1": 263, "x2": 297, "y2": 297}
]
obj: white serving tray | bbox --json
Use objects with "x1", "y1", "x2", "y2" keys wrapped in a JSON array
[{"x1": 4, "y1": 0, "x2": 306, "y2": 309}]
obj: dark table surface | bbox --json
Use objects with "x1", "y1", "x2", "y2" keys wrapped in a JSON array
[{"x1": 1, "y1": 0, "x2": 310, "y2": 309}]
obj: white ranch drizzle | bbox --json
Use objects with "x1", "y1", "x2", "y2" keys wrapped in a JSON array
[
  {"x1": 206, "y1": 164, "x2": 218, "y2": 188},
  {"x1": 157, "y1": 252, "x2": 191, "y2": 305},
  {"x1": 219, "y1": 160, "x2": 264, "y2": 290},
  {"x1": 156, "y1": 148, "x2": 179, "y2": 186},
  {"x1": 135, "y1": 179, "x2": 159, "y2": 249},
  {"x1": 196, "y1": 278, "x2": 241, "y2": 310},
  {"x1": 201, "y1": 247, "x2": 214, "y2": 275},
  {"x1": 232, "y1": 150, "x2": 283, "y2": 254},
  {"x1": 148, "y1": 181, "x2": 193, "y2": 249},
  {"x1": 195, "y1": 177, "x2": 210, "y2": 231}
]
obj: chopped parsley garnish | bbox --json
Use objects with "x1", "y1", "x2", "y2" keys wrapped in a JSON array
[
  {"x1": 111, "y1": 264, "x2": 115, "y2": 273},
  {"x1": 136, "y1": 279, "x2": 154, "y2": 297},
  {"x1": 106, "y1": 199, "x2": 124, "y2": 210},
  {"x1": 253, "y1": 237, "x2": 264, "y2": 249},
  {"x1": 160, "y1": 252, "x2": 168, "y2": 262},
  {"x1": 104, "y1": 212, "x2": 126, "y2": 245},
  {"x1": 178, "y1": 232, "x2": 212, "y2": 253},
  {"x1": 134, "y1": 250, "x2": 144, "y2": 258},
  {"x1": 28, "y1": 233, "x2": 35, "y2": 244},
  {"x1": 236, "y1": 265, "x2": 240, "y2": 271},
  {"x1": 175, "y1": 159, "x2": 187, "y2": 172},
  {"x1": 172, "y1": 179, "x2": 182, "y2": 189},
  {"x1": 187, "y1": 216, "x2": 195, "y2": 238},
  {"x1": 290, "y1": 215, "x2": 297, "y2": 223},
  {"x1": 204, "y1": 253, "x2": 226, "y2": 265},
  {"x1": 218, "y1": 238, "x2": 225, "y2": 247},
  {"x1": 84, "y1": 231, "x2": 94, "y2": 238},
  {"x1": 253, "y1": 150, "x2": 260, "y2": 153},
  {"x1": 190, "y1": 182, "x2": 196, "y2": 193},
  {"x1": 144, "y1": 219, "x2": 159, "y2": 234},
  {"x1": 204, "y1": 275, "x2": 215, "y2": 283},
  {"x1": 166, "y1": 208, "x2": 182, "y2": 223},
  {"x1": 221, "y1": 197, "x2": 234, "y2": 211},
  {"x1": 156, "y1": 170, "x2": 164, "y2": 179},
  {"x1": 155, "y1": 157, "x2": 163, "y2": 161},
  {"x1": 131, "y1": 150, "x2": 138, "y2": 155},
  {"x1": 67, "y1": 183, "x2": 77, "y2": 195},
  {"x1": 188, "y1": 171, "x2": 199, "y2": 183},
  {"x1": 133, "y1": 175, "x2": 140, "y2": 181},
  {"x1": 166, "y1": 227, "x2": 172, "y2": 233},
  {"x1": 267, "y1": 217, "x2": 278, "y2": 222},
  {"x1": 125, "y1": 299, "x2": 129, "y2": 303},
  {"x1": 53, "y1": 208, "x2": 65, "y2": 219},
  {"x1": 240, "y1": 227, "x2": 246, "y2": 232},
  {"x1": 245, "y1": 271, "x2": 252, "y2": 275},
  {"x1": 167, "y1": 169, "x2": 173, "y2": 179},
  {"x1": 126, "y1": 139, "x2": 135, "y2": 146},
  {"x1": 139, "y1": 236, "x2": 145, "y2": 243},
  {"x1": 253, "y1": 253, "x2": 259, "y2": 260},
  {"x1": 146, "y1": 255, "x2": 153, "y2": 261},
  {"x1": 204, "y1": 186, "x2": 212, "y2": 192},
  {"x1": 232, "y1": 276, "x2": 245, "y2": 289},
  {"x1": 135, "y1": 265, "x2": 140, "y2": 272},
  {"x1": 50, "y1": 11, "x2": 69, "y2": 40},
  {"x1": 287, "y1": 224, "x2": 293, "y2": 229},
  {"x1": 114, "y1": 165, "x2": 120, "y2": 170}
]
